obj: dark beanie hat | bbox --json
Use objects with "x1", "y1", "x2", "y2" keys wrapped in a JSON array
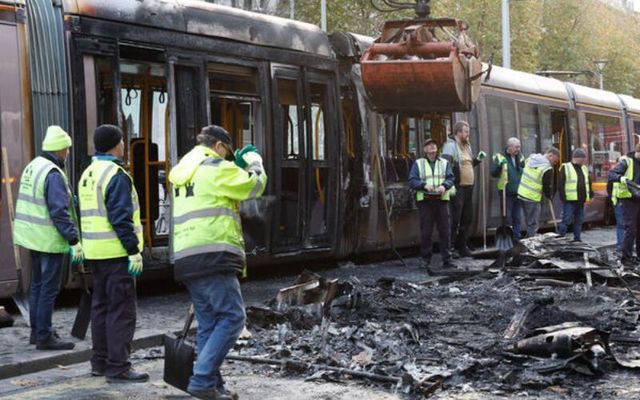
[
  {"x1": 572, "y1": 148, "x2": 587, "y2": 158},
  {"x1": 94, "y1": 124, "x2": 123, "y2": 152},
  {"x1": 201, "y1": 125, "x2": 232, "y2": 146}
]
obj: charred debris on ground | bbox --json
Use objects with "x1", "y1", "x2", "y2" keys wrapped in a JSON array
[{"x1": 226, "y1": 234, "x2": 640, "y2": 397}]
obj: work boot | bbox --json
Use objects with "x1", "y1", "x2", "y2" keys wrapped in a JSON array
[
  {"x1": 36, "y1": 334, "x2": 75, "y2": 350},
  {"x1": 30, "y1": 329, "x2": 60, "y2": 345},
  {"x1": 219, "y1": 387, "x2": 239, "y2": 400},
  {"x1": 187, "y1": 387, "x2": 233, "y2": 400},
  {"x1": 106, "y1": 369, "x2": 149, "y2": 383}
]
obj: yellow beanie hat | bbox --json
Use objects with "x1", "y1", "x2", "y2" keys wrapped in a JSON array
[{"x1": 42, "y1": 126, "x2": 72, "y2": 151}]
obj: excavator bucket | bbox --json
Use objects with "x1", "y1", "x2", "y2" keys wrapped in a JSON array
[{"x1": 360, "y1": 18, "x2": 483, "y2": 113}]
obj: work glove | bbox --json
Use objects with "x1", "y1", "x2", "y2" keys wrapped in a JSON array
[
  {"x1": 243, "y1": 151, "x2": 264, "y2": 175},
  {"x1": 234, "y1": 144, "x2": 258, "y2": 169},
  {"x1": 127, "y1": 253, "x2": 144, "y2": 277},
  {"x1": 477, "y1": 151, "x2": 487, "y2": 161},
  {"x1": 69, "y1": 242, "x2": 84, "y2": 265}
]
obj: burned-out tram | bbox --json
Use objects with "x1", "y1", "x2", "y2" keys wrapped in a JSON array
[{"x1": 0, "y1": 0, "x2": 638, "y2": 299}]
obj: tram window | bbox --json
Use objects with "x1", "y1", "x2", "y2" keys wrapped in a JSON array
[
  {"x1": 209, "y1": 64, "x2": 257, "y2": 95},
  {"x1": 569, "y1": 112, "x2": 580, "y2": 152},
  {"x1": 84, "y1": 56, "x2": 116, "y2": 155},
  {"x1": 586, "y1": 113, "x2": 623, "y2": 182},
  {"x1": 518, "y1": 102, "x2": 540, "y2": 155},
  {"x1": 634, "y1": 120, "x2": 640, "y2": 144},
  {"x1": 277, "y1": 79, "x2": 300, "y2": 158},
  {"x1": 209, "y1": 64, "x2": 259, "y2": 147},
  {"x1": 151, "y1": 90, "x2": 168, "y2": 161},
  {"x1": 121, "y1": 88, "x2": 142, "y2": 139},
  {"x1": 309, "y1": 83, "x2": 327, "y2": 161},
  {"x1": 539, "y1": 106, "x2": 553, "y2": 151},
  {"x1": 486, "y1": 96, "x2": 516, "y2": 156}
]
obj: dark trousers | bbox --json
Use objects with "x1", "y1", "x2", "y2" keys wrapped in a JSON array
[
  {"x1": 417, "y1": 199, "x2": 451, "y2": 263},
  {"x1": 621, "y1": 199, "x2": 640, "y2": 261},
  {"x1": 558, "y1": 201, "x2": 585, "y2": 241},
  {"x1": 450, "y1": 185, "x2": 474, "y2": 250},
  {"x1": 89, "y1": 258, "x2": 137, "y2": 377},
  {"x1": 29, "y1": 251, "x2": 63, "y2": 343},
  {"x1": 503, "y1": 191, "x2": 523, "y2": 241}
]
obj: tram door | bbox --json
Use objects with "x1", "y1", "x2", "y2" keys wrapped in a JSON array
[
  {"x1": 272, "y1": 69, "x2": 335, "y2": 252},
  {"x1": 117, "y1": 48, "x2": 170, "y2": 248},
  {"x1": 551, "y1": 109, "x2": 571, "y2": 162}
]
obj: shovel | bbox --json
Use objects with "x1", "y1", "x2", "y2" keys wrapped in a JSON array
[
  {"x1": 495, "y1": 188, "x2": 514, "y2": 251},
  {"x1": 163, "y1": 304, "x2": 195, "y2": 392},
  {"x1": 2, "y1": 147, "x2": 30, "y2": 323},
  {"x1": 71, "y1": 265, "x2": 92, "y2": 340}
]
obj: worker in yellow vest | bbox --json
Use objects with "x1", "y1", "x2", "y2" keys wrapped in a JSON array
[
  {"x1": 557, "y1": 148, "x2": 593, "y2": 242},
  {"x1": 490, "y1": 137, "x2": 525, "y2": 241},
  {"x1": 78, "y1": 124, "x2": 147, "y2": 383},
  {"x1": 13, "y1": 126, "x2": 81, "y2": 350},
  {"x1": 409, "y1": 138, "x2": 456, "y2": 270},
  {"x1": 517, "y1": 147, "x2": 560, "y2": 237},
  {"x1": 608, "y1": 142, "x2": 640, "y2": 267},
  {"x1": 169, "y1": 125, "x2": 266, "y2": 400}
]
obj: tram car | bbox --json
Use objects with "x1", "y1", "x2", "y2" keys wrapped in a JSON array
[{"x1": 0, "y1": 0, "x2": 638, "y2": 298}]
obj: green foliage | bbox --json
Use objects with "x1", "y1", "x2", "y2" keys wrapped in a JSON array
[{"x1": 274, "y1": 0, "x2": 640, "y2": 97}]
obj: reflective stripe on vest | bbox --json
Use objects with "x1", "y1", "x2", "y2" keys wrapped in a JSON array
[
  {"x1": 171, "y1": 158, "x2": 246, "y2": 260},
  {"x1": 78, "y1": 159, "x2": 143, "y2": 259},
  {"x1": 561, "y1": 162, "x2": 590, "y2": 202},
  {"x1": 13, "y1": 156, "x2": 73, "y2": 253},
  {"x1": 616, "y1": 156, "x2": 634, "y2": 199},
  {"x1": 415, "y1": 157, "x2": 454, "y2": 201},
  {"x1": 517, "y1": 158, "x2": 551, "y2": 202}
]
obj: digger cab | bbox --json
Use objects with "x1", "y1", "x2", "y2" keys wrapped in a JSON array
[{"x1": 360, "y1": 17, "x2": 482, "y2": 113}]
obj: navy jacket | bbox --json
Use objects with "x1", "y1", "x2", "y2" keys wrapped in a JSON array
[
  {"x1": 95, "y1": 154, "x2": 140, "y2": 255},
  {"x1": 490, "y1": 150, "x2": 524, "y2": 195},
  {"x1": 608, "y1": 152, "x2": 640, "y2": 201},
  {"x1": 42, "y1": 152, "x2": 79, "y2": 245},
  {"x1": 408, "y1": 157, "x2": 455, "y2": 193}
]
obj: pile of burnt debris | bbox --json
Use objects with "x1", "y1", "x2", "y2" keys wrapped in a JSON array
[{"x1": 230, "y1": 234, "x2": 640, "y2": 398}]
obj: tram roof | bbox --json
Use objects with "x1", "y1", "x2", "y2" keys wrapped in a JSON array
[
  {"x1": 618, "y1": 94, "x2": 640, "y2": 117},
  {"x1": 62, "y1": 0, "x2": 332, "y2": 57},
  {"x1": 565, "y1": 83, "x2": 623, "y2": 112},
  {"x1": 482, "y1": 65, "x2": 570, "y2": 102}
]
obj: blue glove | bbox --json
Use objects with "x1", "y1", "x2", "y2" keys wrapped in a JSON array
[
  {"x1": 128, "y1": 253, "x2": 143, "y2": 277},
  {"x1": 234, "y1": 144, "x2": 258, "y2": 169}
]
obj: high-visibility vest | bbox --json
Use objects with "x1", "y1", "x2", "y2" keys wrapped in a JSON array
[
  {"x1": 615, "y1": 156, "x2": 634, "y2": 200},
  {"x1": 170, "y1": 145, "x2": 267, "y2": 264},
  {"x1": 13, "y1": 156, "x2": 75, "y2": 253},
  {"x1": 517, "y1": 158, "x2": 552, "y2": 202},
  {"x1": 415, "y1": 157, "x2": 455, "y2": 201},
  {"x1": 495, "y1": 153, "x2": 508, "y2": 190},
  {"x1": 560, "y1": 162, "x2": 590, "y2": 202},
  {"x1": 78, "y1": 159, "x2": 143, "y2": 259}
]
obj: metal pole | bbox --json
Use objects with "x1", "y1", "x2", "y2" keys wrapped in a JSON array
[
  {"x1": 501, "y1": 0, "x2": 511, "y2": 69},
  {"x1": 289, "y1": 0, "x2": 294, "y2": 19},
  {"x1": 599, "y1": 72, "x2": 604, "y2": 90},
  {"x1": 320, "y1": 0, "x2": 327, "y2": 32}
]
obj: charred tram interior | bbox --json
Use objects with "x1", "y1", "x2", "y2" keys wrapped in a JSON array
[{"x1": 0, "y1": 0, "x2": 639, "y2": 298}]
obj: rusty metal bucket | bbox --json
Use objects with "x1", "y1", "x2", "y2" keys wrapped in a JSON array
[{"x1": 360, "y1": 18, "x2": 482, "y2": 113}]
